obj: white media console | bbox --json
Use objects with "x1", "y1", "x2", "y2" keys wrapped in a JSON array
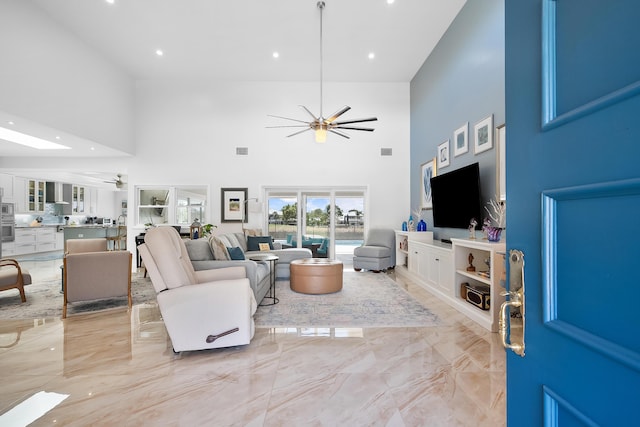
[{"x1": 395, "y1": 231, "x2": 506, "y2": 332}]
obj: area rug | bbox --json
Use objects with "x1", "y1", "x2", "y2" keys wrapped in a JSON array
[
  {"x1": 254, "y1": 271, "x2": 441, "y2": 328},
  {"x1": 0, "y1": 275, "x2": 157, "y2": 320}
]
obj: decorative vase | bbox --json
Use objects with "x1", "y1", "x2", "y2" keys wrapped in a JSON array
[
  {"x1": 487, "y1": 226, "x2": 502, "y2": 242},
  {"x1": 408, "y1": 215, "x2": 415, "y2": 232},
  {"x1": 417, "y1": 219, "x2": 427, "y2": 231},
  {"x1": 402, "y1": 221, "x2": 408, "y2": 231}
]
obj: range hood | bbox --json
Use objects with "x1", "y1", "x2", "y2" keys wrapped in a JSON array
[{"x1": 46, "y1": 182, "x2": 69, "y2": 204}]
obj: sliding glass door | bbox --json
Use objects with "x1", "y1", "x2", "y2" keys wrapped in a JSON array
[{"x1": 265, "y1": 188, "x2": 365, "y2": 263}]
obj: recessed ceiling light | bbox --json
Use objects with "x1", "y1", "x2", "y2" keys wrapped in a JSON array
[
  {"x1": 155, "y1": 49, "x2": 164, "y2": 57},
  {"x1": 387, "y1": 0, "x2": 395, "y2": 4},
  {"x1": 272, "y1": 52, "x2": 280, "y2": 59},
  {"x1": 368, "y1": 52, "x2": 375, "y2": 60},
  {"x1": 55, "y1": 136, "x2": 61, "y2": 140},
  {"x1": 0, "y1": 127, "x2": 70, "y2": 150},
  {"x1": 8, "y1": 121, "x2": 14, "y2": 125},
  {"x1": 105, "y1": 0, "x2": 115, "y2": 4}
]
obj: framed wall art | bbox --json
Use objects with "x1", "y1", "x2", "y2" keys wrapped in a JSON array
[
  {"x1": 420, "y1": 158, "x2": 437, "y2": 209},
  {"x1": 453, "y1": 122, "x2": 469, "y2": 157},
  {"x1": 438, "y1": 139, "x2": 450, "y2": 169},
  {"x1": 474, "y1": 115, "x2": 494, "y2": 154},
  {"x1": 221, "y1": 188, "x2": 247, "y2": 222}
]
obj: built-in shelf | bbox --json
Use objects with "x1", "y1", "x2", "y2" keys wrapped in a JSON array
[{"x1": 396, "y1": 232, "x2": 506, "y2": 332}]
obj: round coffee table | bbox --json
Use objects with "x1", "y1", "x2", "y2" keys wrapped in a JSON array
[{"x1": 290, "y1": 258, "x2": 343, "y2": 294}]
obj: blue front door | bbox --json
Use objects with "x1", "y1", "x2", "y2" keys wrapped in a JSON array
[{"x1": 506, "y1": 0, "x2": 640, "y2": 424}]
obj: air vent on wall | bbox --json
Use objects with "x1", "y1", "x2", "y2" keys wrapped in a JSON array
[
  {"x1": 236, "y1": 147, "x2": 248, "y2": 155},
  {"x1": 381, "y1": 148, "x2": 393, "y2": 156}
]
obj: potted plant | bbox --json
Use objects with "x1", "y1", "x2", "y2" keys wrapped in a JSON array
[{"x1": 201, "y1": 223, "x2": 217, "y2": 238}]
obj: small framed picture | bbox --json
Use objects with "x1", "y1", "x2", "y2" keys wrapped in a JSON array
[
  {"x1": 474, "y1": 115, "x2": 494, "y2": 154},
  {"x1": 221, "y1": 188, "x2": 247, "y2": 222},
  {"x1": 259, "y1": 243, "x2": 271, "y2": 251},
  {"x1": 420, "y1": 158, "x2": 437, "y2": 210},
  {"x1": 453, "y1": 122, "x2": 468, "y2": 157},
  {"x1": 438, "y1": 139, "x2": 450, "y2": 169}
]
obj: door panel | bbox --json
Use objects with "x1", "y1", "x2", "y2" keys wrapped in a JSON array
[{"x1": 506, "y1": 0, "x2": 640, "y2": 425}]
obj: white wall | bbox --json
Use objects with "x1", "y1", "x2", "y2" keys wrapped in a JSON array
[
  {"x1": 0, "y1": 0, "x2": 134, "y2": 152},
  {"x1": 125, "y1": 79, "x2": 410, "y2": 244}
]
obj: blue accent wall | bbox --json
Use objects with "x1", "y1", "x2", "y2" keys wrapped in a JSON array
[{"x1": 410, "y1": 0, "x2": 505, "y2": 240}]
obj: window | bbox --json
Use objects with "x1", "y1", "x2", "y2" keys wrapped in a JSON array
[
  {"x1": 136, "y1": 186, "x2": 208, "y2": 226},
  {"x1": 265, "y1": 187, "x2": 366, "y2": 260}
]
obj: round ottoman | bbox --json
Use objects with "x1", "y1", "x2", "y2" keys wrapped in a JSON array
[{"x1": 290, "y1": 258, "x2": 343, "y2": 294}]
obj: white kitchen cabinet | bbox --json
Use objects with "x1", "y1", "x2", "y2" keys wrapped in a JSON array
[
  {"x1": 26, "y1": 179, "x2": 46, "y2": 213},
  {"x1": 36, "y1": 227, "x2": 56, "y2": 252},
  {"x1": 13, "y1": 177, "x2": 27, "y2": 212},
  {"x1": 0, "y1": 173, "x2": 14, "y2": 200}
]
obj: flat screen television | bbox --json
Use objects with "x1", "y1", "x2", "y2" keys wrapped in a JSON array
[{"x1": 431, "y1": 162, "x2": 483, "y2": 229}]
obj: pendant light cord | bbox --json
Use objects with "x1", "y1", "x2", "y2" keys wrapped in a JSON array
[{"x1": 318, "y1": 1, "x2": 325, "y2": 120}]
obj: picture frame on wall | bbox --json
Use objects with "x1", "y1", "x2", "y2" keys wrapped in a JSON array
[
  {"x1": 496, "y1": 123, "x2": 506, "y2": 201},
  {"x1": 474, "y1": 115, "x2": 494, "y2": 154},
  {"x1": 438, "y1": 140, "x2": 450, "y2": 169},
  {"x1": 221, "y1": 188, "x2": 247, "y2": 222},
  {"x1": 453, "y1": 122, "x2": 469, "y2": 157},
  {"x1": 420, "y1": 158, "x2": 437, "y2": 210}
]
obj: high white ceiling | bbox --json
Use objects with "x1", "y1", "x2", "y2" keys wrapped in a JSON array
[
  {"x1": 1, "y1": 0, "x2": 466, "y2": 187},
  {"x1": 31, "y1": 0, "x2": 466, "y2": 82}
]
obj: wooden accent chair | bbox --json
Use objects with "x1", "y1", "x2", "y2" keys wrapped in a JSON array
[
  {"x1": 63, "y1": 238, "x2": 132, "y2": 318},
  {"x1": 0, "y1": 259, "x2": 32, "y2": 303}
]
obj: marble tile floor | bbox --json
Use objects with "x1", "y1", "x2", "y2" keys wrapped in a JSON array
[{"x1": 0, "y1": 258, "x2": 506, "y2": 426}]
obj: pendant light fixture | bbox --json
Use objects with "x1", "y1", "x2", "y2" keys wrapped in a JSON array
[{"x1": 267, "y1": 1, "x2": 377, "y2": 143}]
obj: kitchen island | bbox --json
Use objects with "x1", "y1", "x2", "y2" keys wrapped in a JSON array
[{"x1": 63, "y1": 225, "x2": 124, "y2": 250}]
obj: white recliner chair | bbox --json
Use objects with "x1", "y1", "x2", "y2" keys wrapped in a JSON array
[
  {"x1": 138, "y1": 226, "x2": 257, "y2": 352},
  {"x1": 353, "y1": 229, "x2": 396, "y2": 272}
]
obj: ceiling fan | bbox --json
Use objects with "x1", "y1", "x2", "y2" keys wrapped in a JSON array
[
  {"x1": 267, "y1": 1, "x2": 377, "y2": 143},
  {"x1": 104, "y1": 174, "x2": 126, "y2": 189}
]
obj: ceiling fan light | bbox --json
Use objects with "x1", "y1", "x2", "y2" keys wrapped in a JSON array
[{"x1": 315, "y1": 127, "x2": 327, "y2": 143}]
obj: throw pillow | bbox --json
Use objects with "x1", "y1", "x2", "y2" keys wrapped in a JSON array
[
  {"x1": 208, "y1": 236, "x2": 229, "y2": 260},
  {"x1": 227, "y1": 246, "x2": 245, "y2": 260},
  {"x1": 247, "y1": 236, "x2": 273, "y2": 251},
  {"x1": 244, "y1": 228, "x2": 262, "y2": 238}
]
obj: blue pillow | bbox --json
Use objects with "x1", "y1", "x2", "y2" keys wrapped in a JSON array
[
  {"x1": 247, "y1": 236, "x2": 273, "y2": 251},
  {"x1": 227, "y1": 246, "x2": 245, "y2": 260}
]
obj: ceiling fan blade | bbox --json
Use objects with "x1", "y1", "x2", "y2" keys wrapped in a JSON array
[
  {"x1": 325, "y1": 106, "x2": 351, "y2": 123},
  {"x1": 329, "y1": 129, "x2": 351, "y2": 139},
  {"x1": 286, "y1": 128, "x2": 312, "y2": 138},
  {"x1": 267, "y1": 114, "x2": 310, "y2": 124},
  {"x1": 335, "y1": 125, "x2": 376, "y2": 132},
  {"x1": 333, "y1": 117, "x2": 378, "y2": 125},
  {"x1": 266, "y1": 125, "x2": 310, "y2": 129},
  {"x1": 299, "y1": 105, "x2": 319, "y2": 121}
]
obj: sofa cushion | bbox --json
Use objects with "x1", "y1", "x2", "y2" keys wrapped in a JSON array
[
  {"x1": 184, "y1": 239, "x2": 214, "y2": 261},
  {"x1": 227, "y1": 246, "x2": 245, "y2": 260},
  {"x1": 353, "y1": 245, "x2": 392, "y2": 258},
  {"x1": 208, "y1": 236, "x2": 230, "y2": 260},
  {"x1": 247, "y1": 236, "x2": 273, "y2": 251}
]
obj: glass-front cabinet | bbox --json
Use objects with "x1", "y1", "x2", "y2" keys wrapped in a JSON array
[
  {"x1": 72, "y1": 185, "x2": 86, "y2": 213},
  {"x1": 27, "y1": 179, "x2": 45, "y2": 212}
]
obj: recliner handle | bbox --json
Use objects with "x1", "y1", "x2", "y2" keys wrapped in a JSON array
[{"x1": 206, "y1": 327, "x2": 239, "y2": 343}]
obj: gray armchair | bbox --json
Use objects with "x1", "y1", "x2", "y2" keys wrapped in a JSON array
[{"x1": 353, "y1": 229, "x2": 396, "y2": 272}]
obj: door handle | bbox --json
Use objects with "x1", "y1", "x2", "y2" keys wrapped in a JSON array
[{"x1": 499, "y1": 249, "x2": 525, "y2": 357}]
